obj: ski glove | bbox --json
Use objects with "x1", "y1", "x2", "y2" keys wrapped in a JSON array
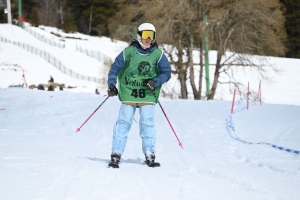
[
  {"x1": 143, "y1": 79, "x2": 155, "y2": 91},
  {"x1": 108, "y1": 85, "x2": 118, "y2": 96}
]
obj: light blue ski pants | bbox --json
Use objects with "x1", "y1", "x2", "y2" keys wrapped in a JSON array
[{"x1": 111, "y1": 104, "x2": 156, "y2": 155}]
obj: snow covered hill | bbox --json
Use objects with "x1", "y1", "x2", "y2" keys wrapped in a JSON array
[
  {"x1": 0, "y1": 23, "x2": 300, "y2": 200},
  {"x1": 1, "y1": 23, "x2": 300, "y2": 105}
]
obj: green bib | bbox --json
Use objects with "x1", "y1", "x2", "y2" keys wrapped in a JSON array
[{"x1": 118, "y1": 46, "x2": 163, "y2": 104}]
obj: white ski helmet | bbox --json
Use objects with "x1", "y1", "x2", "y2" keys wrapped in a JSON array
[
  {"x1": 138, "y1": 23, "x2": 156, "y2": 33},
  {"x1": 137, "y1": 23, "x2": 156, "y2": 48}
]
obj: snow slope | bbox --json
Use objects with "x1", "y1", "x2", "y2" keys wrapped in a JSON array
[
  {"x1": 0, "y1": 90, "x2": 299, "y2": 200},
  {"x1": 0, "y1": 23, "x2": 300, "y2": 200}
]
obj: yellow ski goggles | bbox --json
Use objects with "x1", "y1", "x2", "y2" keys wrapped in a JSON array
[{"x1": 138, "y1": 30, "x2": 156, "y2": 40}]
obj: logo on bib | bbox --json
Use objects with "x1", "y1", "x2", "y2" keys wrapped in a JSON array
[{"x1": 124, "y1": 61, "x2": 155, "y2": 86}]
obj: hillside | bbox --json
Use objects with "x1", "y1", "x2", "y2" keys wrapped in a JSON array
[
  {"x1": 1, "y1": 23, "x2": 300, "y2": 105},
  {"x1": 1, "y1": 23, "x2": 300, "y2": 200}
]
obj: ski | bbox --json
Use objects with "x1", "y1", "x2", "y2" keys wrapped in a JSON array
[
  {"x1": 108, "y1": 162, "x2": 119, "y2": 168},
  {"x1": 107, "y1": 162, "x2": 160, "y2": 168},
  {"x1": 146, "y1": 161, "x2": 161, "y2": 168}
]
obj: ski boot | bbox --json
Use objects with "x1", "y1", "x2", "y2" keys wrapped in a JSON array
[
  {"x1": 108, "y1": 152, "x2": 121, "y2": 168},
  {"x1": 145, "y1": 152, "x2": 160, "y2": 167}
]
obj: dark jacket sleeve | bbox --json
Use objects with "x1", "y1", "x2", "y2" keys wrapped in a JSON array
[
  {"x1": 153, "y1": 53, "x2": 171, "y2": 87},
  {"x1": 107, "y1": 51, "x2": 125, "y2": 86}
]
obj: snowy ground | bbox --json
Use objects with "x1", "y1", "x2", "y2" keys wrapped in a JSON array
[{"x1": 0, "y1": 24, "x2": 300, "y2": 200}]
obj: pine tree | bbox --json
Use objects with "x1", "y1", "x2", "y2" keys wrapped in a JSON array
[
  {"x1": 20, "y1": 0, "x2": 37, "y2": 22},
  {"x1": 64, "y1": 7, "x2": 77, "y2": 33},
  {"x1": 85, "y1": 0, "x2": 118, "y2": 36},
  {"x1": 66, "y1": 0, "x2": 90, "y2": 33},
  {"x1": 67, "y1": 0, "x2": 117, "y2": 36},
  {"x1": 29, "y1": 7, "x2": 40, "y2": 27},
  {"x1": 279, "y1": 0, "x2": 300, "y2": 58}
]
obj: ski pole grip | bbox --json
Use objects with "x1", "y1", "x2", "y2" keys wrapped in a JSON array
[{"x1": 147, "y1": 82, "x2": 155, "y2": 91}]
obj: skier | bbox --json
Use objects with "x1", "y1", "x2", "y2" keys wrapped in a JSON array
[
  {"x1": 48, "y1": 76, "x2": 55, "y2": 91},
  {"x1": 107, "y1": 22, "x2": 171, "y2": 168},
  {"x1": 49, "y1": 76, "x2": 54, "y2": 83}
]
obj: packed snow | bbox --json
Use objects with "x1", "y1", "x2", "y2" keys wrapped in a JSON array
[{"x1": 0, "y1": 24, "x2": 300, "y2": 200}]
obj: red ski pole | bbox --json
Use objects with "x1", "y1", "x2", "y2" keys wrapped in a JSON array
[
  {"x1": 157, "y1": 98, "x2": 183, "y2": 149},
  {"x1": 247, "y1": 82, "x2": 250, "y2": 110},
  {"x1": 231, "y1": 89, "x2": 236, "y2": 114},
  {"x1": 147, "y1": 85, "x2": 183, "y2": 149},
  {"x1": 76, "y1": 96, "x2": 110, "y2": 133}
]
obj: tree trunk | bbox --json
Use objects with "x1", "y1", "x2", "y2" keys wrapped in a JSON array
[
  {"x1": 188, "y1": 34, "x2": 201, "y2": 99},
  {"x1": 177, "y1": 36, "x2": 188, "y2": 99},
  {"x1": 208, "y1": 50, "x2": 222, "y2": 100},
  {"x1": 199, "y1": 41, "x2": 204, "y2": 100}
]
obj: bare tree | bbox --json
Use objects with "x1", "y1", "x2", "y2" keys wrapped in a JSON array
[
  {"x1": 206, "y1": 0, "x2": 286, "y2": 99},
  {"x1": 109, "y1": 0, "x2": 286, "y2": 100},
  {"x1": 34, "y1": 0, "x2": 66, "y2": 27},
  {"x1": 35, "y1": 0, "x2": 55, "y2": 26},
  {"x1": 141, "y1": 0, "x2": 199, "y2": 99}
]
